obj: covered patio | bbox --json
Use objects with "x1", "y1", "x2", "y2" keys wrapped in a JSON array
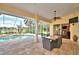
[{"x1": 0, "y1": 3, "x2": 79, "y2": 55}]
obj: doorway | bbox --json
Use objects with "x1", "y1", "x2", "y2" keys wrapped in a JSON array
[
  {"x1": 53, "y1": 24, "x2": 60, "y2": 35},
  {"x1": 61, "y1": 24, "x2": 70, "y2": 39}
]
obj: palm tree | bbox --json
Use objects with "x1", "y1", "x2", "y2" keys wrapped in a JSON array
[
  {"x1": 17, "y1": 25, "x2": 23, "y2": 34},
  {"x1": 24, "y1": 18, "x2": 32, "y2": 33}
]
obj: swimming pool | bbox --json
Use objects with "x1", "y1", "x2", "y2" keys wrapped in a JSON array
[{"x1": 0, "y1": 35, "x2": 34, "y2": 42}]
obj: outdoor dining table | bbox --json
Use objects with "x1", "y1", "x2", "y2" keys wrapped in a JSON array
[{"x1": 42, "y1": 35, "x2": 62, "y2": 51}]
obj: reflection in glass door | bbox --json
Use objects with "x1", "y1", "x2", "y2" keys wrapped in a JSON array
[{"x1": 53, "y1": 24, "x2": 60, "y2": 35}]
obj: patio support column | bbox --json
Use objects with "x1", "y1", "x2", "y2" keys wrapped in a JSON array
[
  {"x1": 50, "y1": 23, "x2": 54, "y2": 36},
  {"x1": 34, "y1": 15, "x2": 39, "y2": 42},
  {"x1": 60, "y1": 24, "x2": 62, "y2": 35}
]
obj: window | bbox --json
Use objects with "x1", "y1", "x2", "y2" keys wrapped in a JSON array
[{"x1": 0, "y1": 14, "x2": 26, "y2": 34}]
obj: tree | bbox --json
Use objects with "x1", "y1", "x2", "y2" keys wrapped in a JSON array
[{"x1": 17, "y1": 25, "x2": 23, "y2": 34}]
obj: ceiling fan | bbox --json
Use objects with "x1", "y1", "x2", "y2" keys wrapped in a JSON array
[{"x1": 52, "y1": 10, "x2": 61, "y2": 21}]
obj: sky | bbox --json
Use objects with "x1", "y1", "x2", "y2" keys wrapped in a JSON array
[{"x1": 0, "y1": 14, "x2": 27, "y2": 28}]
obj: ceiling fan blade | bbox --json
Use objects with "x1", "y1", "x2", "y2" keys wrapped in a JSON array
[
  {"x1": 53, "y1": 17, "x2": 61, "y2": 19},
  {"x1": 51, "y1": 10, "x2": 62, "y2": 20}
]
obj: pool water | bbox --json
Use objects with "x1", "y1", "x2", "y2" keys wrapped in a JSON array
[{"x1": 0, "y1": 35, "x2": 34, "y2": 42}]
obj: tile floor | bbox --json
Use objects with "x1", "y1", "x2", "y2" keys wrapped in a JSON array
[{"x1": 0, "y1": 38, "x2": 79, "y2": 55}]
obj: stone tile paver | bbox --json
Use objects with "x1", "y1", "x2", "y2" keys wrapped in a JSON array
[{"x1": 0, "y1": 38, "x2": 79, "y2": 55}]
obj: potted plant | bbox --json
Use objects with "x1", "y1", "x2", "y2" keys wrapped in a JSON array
[{"x1": 73, "y1": 35, "x2": 78, "y2": 42}]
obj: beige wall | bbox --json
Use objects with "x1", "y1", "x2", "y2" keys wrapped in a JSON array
[
  {"x1": 50, "y1": 11, "x2": 79, "y2": 41},
  {"x1": 70, "y1": 23, "x2": 79, "y2": 41}
]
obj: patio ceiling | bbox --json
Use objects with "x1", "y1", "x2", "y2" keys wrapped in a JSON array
[
  {"x1": 0, "y1": 4, "x2": 50, "y2": 23},
  {"x1": 6, "y1": 3, "x2": 79, "y2": 20}
]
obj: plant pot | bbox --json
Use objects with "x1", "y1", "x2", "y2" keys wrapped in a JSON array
[{"x1": 73, "y1": 35, "x2": 78, "y2": 42}]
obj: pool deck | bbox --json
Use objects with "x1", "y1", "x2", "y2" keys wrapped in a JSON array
[
  {"x1": 0, "y1": 34, "x2": 10, "y2": 37},
  {"x1": 0, "y1": 36, "x2": 79, "y2": 55}
]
